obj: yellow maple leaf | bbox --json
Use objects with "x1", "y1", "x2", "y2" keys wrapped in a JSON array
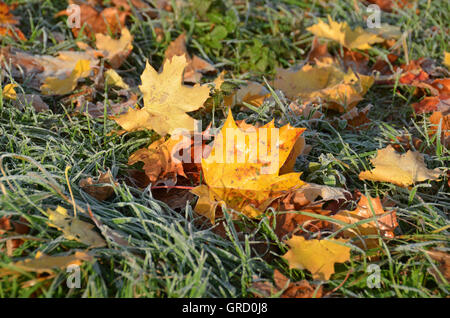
[
  {"x1": 274, "y1": 61, "x2": 374, "y2": 112},
  {"x1": 359, "y1": 145, "x2": 444, "y2": 187},
  {"x1": 46, "y1": 206, "x2": 106, "y2": 247},
  {"x1": 96, "y1": 27, "x2": 133, "y2": 68},
  {"x1": 282, "y1": 236, "x2": 351, "y2": 280},
  {"x1": 332, "y1": 194, "x2": 398, "y2": 249},
  {"x1": 2, "y1": 83, "x2": 17, "y2": 100},
  {"x1": 113, "y1": 55, "x2": 211, "y2": 136},
  {"x1": 307, "y1": 16, "x2": 384, "y2": 50},
  {"x1": 41, "y1": 59, "x2": 91, "y2": 95},
  {"x1": 192, "y1": 110, "x2": 306, "y2": 222}
]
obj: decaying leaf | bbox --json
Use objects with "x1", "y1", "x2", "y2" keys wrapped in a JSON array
[
  {"x1": 79, "y1": 170, "x2": 117, "y2": 201},
  {"x1": 164, "y1": 33, "x2": 216, "y2": 83},
  {"x1": 105, "y1": 69, "x2": 129, "y2": 89},
  {"x1": 252, "y1": 269, "x2": 323, "y2": 298},
  {"x1": 56, "y1": 2, "x2": 128, "y2": 38},
  {"x1": 274, "y1": 61, "x2": 374, "y2": 112},
  {"x1": 282, "y1": 236, "x2": 351, "y2": 280},
  {"x1": 429, "y1": 111, "x2": 450, "y2": 147},
  {"x1": 0, "y1": 1, "x2": 26, "y2": 41},
  {"x1": 306, "y1": 16, "x2": 384, "y2": 50},
  {"x1": 0, "y1": 216, "x2": 30, "y2": 256},
  {"x1": 332, "y1": 194, "x2": 398, "y2": 249},
  {"x1": 41, "y1": 59, "x2": 92, "y2": 95},
  {"x1": 192, "y1": 110, "x2": 306, "y2": 222},
  {"x1": 46, "y1": 206, "x2": 106, "y2": 247},
  {"x1": 95, "y1": 27, "x2": 133, "y2": 68},
  {"x1": 13, "y1": 94, "x2": 49, "y2": 112},
  {"x1": 340, "y1": 104, "x2": 372, "y2": 129},
  {"x1": 223, "y1": 81, "x2": 271, "y2": 108},
  {"x1": 358, "y1": 145, "x2": 444, "y2": 187},
  {"x1": 113, "y1": 55, "x2": 211, "y2": 136},
  {"x1": 128, "y1": 135, "x2": 187, "y2": 184},
  {"x1": 0, "y1": 251, "x2": 93, "y2": 276},
  {"x1": 426, "y1": 250, "x2": 450, "y2": 283}
]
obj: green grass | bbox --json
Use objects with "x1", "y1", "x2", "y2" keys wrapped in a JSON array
[{"x1": 0, "y1": 0, "x2": 449, "y2": 297}]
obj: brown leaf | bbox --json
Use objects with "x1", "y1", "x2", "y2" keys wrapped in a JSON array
[
  {"x1": 429, "y1": 111, "x2": 450, "y2": 147},
  {"x1": 252, "y1": 269, "x2": 323, "y2": 298},
  {"x1": 426, "y1": 250, "x2": 450, "y2": 284},
  {"x1": 340, "y1": 104, "x2": 372, "y2": 130},
  {"x1": 79, "y1": 170, "x2": 117, "y2": 201},
  {"x1": 164, "y1": 33, "x2": 216, "y2": 84}
]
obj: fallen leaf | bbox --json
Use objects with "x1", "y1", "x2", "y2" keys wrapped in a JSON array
[
  {"x1": 274, "y1": 61, "x2": 374, "y2": 112},
  {"x1": 444, "y1": 52, "x2": 450, "y2": 69},
  {"x1": 0, "y1": 251, "x2": 93, "y2": 276},
  {"x1": 164, "y1": 33, "x2": 216, "y2": 83},
  {"x1": 365, "y1": 0, "x2": 414, "y2": 12},
  {"x1": 128, "y1": 135, "x2": 188, "y2": 184},
  {"x1": 46, "y1": 206, "x2": 106, "y2": 247},
  {"x1": 426, "y1": 250, "x2": 450, "y2": 283},
  {"x1": 74, "y1": 92, "x2": 137, "y2": 118},
  {"x1": 105, "y1": 69, "x2": 129, "y2": 89},
  {"x1": 113, "y1": 55, "x2": 211, "y2": 136},
  {"x1": 332, "y1": 194, "x2": 398, "y2": 249},
  {"x1": 223, "y1": 81, "x2": 271, "y2": 108},
  {"x1": 2, "y1": 83, "x2": 17, "y2": 99},
  {"x1": 282, "y1": 236, "x2": 351, "y2": 280},
  {"x1": 192, "y1": 110, "x2": 306, "y2": 222},
  {"x1": 306, "y1": 37, "x2": 332, "y2": 64},
  {"x1": 429, "y1": 111, "x2": 450, "y2": 147},
  {"x1": 13, "y1": 94, "x2": 49, "y2": 112},
  {"x1": 358, "y1": 145, "x2": 444, "y2": 187},
  {"x1": 41, "y1": 59, "x2": 92, "y2": 95},
  {"x1": 56, "y1": 2, "x2": 128, "y2": 38},
  {"x1": 0, "y1": 216, "x2": 30, "y2": 255},
  {"x1": 79, "y1": 170, "x2": 117, "y2": 201},
  {"x1": 306, "y1": 16, "x2": 384, "y2": 50},
  {"x1": 340, "y1": 104, "x2": 372, "y2": 129},
  {"x1": 252, "y1": 269, "x2": 323, "y2": 298},
  {"x1": 0, "y1": 2, "x2": 26, "y2": 41},
  {"x1": 95, "y1": 27, "x2": 133, "y2": 68}
]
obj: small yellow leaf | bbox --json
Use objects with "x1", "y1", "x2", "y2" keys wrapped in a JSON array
[
  {"x1": 224, "y1": 81, "x2": 271, "y2": 108},
  {"x1": 41, "y1": 60, "x2": 91, "y2": 95},
  {"x1": 2, "y1": 83, "x2": 17, "y2": 100},
  {"x1": 47, "y1": 206, "x2": 106, "y2": 247},
  {"x1": 105, "y1": 69, "x2": 129, "y2": 89},
  {"x1": 282, "y1": 236, "x2": 351, "y2": 280},
  {"x1": 113, "y1": 55, "x2": 211, "y2": 136},
  {"x1": 307, "y1": 16, "x2": 384, "y2": 50},
  {"x1": 359, "y1": 145, "x2": 444, "y2": 187}
]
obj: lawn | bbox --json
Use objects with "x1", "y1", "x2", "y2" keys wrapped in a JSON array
[{"x1": 0, "y1": 0, "x2": 448, "y2": 298}]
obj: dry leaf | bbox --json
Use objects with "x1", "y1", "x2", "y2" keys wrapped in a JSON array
[
  {"x1": 365, "y1": 0, "x2": 414, "y2": 12},
  {"x1": 105, "y1": 69, "x2": 129, "y2": 89},
  {"x1": 340, "y1": 104, "x2": 372, "y2": 129},
  {"x1": 282, "y1": 236, "x2": 351, "y2": 280},
  {"x1": 0, "y1": 2, "x2": 26, "y2": 41},
  {"x1": 223, "y1": 81, "x2": 271, "y2": 108},
  {"x1": 359, "y1": 145, "x2": 444, "y2": 187},
  {"x1": 332, "y1": 194, "x2": 398, "y2": 249},
  {"x1": 306, "y1": 16, "x2": 384, "y2": 50},
  {"x1": 56, "y1": 2, "x2": 128, "y2": 38},
  {"x1": 46, "y1": 206, "x2": 106, "y2": 248},
  {"x1": 164, "y1": 33, "x2": 216, "y2": 83},
  {"x1": 13, "y1": 94, "x2": 49, "y2": 112},
  {"x1": 274, "y1": 61, "x2": 374, "y2": 112},
  {"x1": 79, "y1": 170, "x2": 117, "y2": 201},
  {"x1": 426, "y1": 250, "x2": 450, "y2": 283},
  {"x1": 128, "y1": 135, "x2": 187, "y2": 184},
  {"x1": 41, "y1": 59, "x2": 92, "y2": 95},
  {"x1": 95, "y1": 27, "x2": 133, "y2": 68},
  {"x1": 429, "y1": 111, "x2": 450, "y2": 147},
  {"x1": 0, "y1": 251, "x2": 93, "y2": 276},
  {"x1": 192, "y1": 110, "x2": 306, "y2": 222},
  {"x1": 252, "y1": 269, "x2": 323, "y2": 298},
  {"x1": 113, "y1": 55, "x2": 211, "y2": 136}
]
